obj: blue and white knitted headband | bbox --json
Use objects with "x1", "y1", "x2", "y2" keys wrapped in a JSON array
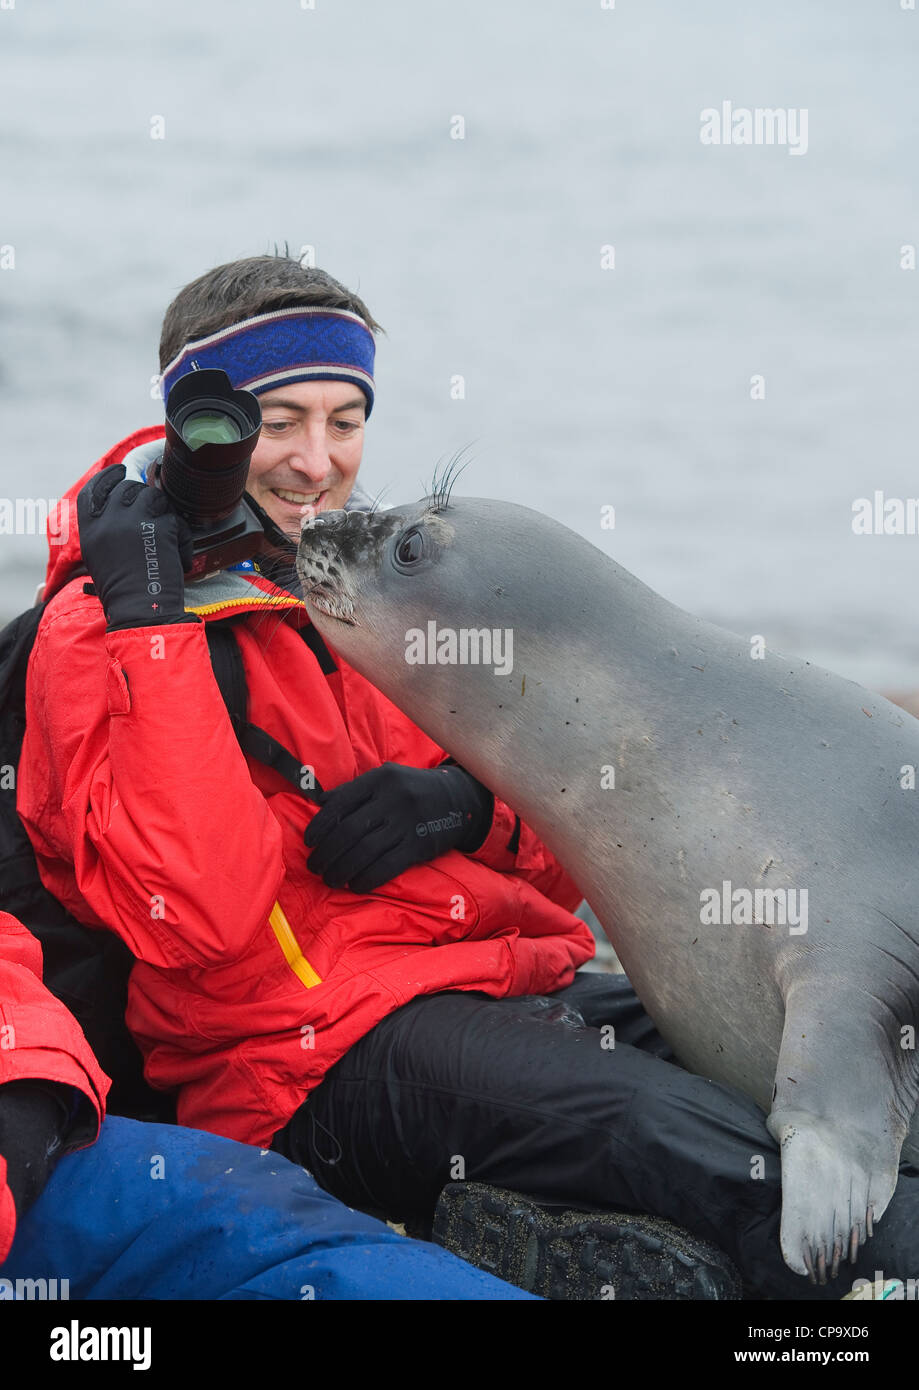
[{"x1": 159, "y1": 306, "x2": 376, "y2": 415}]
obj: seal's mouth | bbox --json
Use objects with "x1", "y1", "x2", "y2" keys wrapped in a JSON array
[
  {"x1": 296, "y1": 513, "x2": 358, "y2": 625},
  {"x1": 302, "y1": 577, "x2": 356, "y2": 626}
]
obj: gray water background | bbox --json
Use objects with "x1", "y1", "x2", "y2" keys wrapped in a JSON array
[{"x1": 1, "y1": 0, "x2": 917, "y2": 690}]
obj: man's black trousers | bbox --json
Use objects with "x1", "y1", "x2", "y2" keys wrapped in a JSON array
[{"x1": 272, "y1": 972, "x2": 919, "y2": 1300}]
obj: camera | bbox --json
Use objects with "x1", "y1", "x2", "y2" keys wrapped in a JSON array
[{"x1": 151, "y1": 366, "x2": 285, "y2": 580}]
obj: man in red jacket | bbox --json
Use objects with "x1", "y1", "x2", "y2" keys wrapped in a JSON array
[
  {"x1": 20, "y1": 254, "x2": 919, "y2": 1300},
  {"x1": 18, "y1": 285, "x2": 592, "y2": 1150}
]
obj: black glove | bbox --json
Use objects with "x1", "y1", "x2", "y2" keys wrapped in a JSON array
[
  {"x1": 304, "y1": 761, "x2": 494, "y2": 893},
  {"x1": 0, "y1": 1080, "x2": 74, "y2": 1219},
  {"x1": 76, "y1": 464, "x2": 200, "y2": 632}
]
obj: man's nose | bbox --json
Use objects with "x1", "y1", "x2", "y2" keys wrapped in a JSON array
[{"x1": 286, "y1": 430, "x2": 333, "y2": 482}]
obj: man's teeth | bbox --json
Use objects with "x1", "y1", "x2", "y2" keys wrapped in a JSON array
[{"x1": 274, "y1": 489, "x2": 322, "y2": 505}]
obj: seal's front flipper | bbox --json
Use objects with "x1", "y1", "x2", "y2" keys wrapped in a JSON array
[
  {"x1": 766, "y1": 984, "x2": 914, "y2": 1282},
  {"x1": 767, "y1": 1108, "x2": 894, "y2": 1281}
]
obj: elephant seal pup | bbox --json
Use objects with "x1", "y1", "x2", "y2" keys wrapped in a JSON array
[{"x1": 296, "y1": 496, "x2": 919, "y2": 1282}]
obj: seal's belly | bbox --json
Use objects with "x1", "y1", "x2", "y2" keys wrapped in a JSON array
[{"x1": 588, "y1": 878, "x2": 786, "y2": 1110}]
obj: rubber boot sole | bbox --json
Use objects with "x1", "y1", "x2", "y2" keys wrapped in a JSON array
[{"x1": 431, "y1": 1182, "x2": 742, "y2": 1300}]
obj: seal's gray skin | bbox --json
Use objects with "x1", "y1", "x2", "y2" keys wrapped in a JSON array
[{"x1": 297, "y1": 497, "x2": 919, "y2": 1282}]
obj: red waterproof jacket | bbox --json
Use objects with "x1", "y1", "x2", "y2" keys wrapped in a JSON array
[
  {"x1": 0, "y1": 911, "x2": 108, "y2": 1262},
  {"x1": 17, "y1": 427, "x2": 594, "y2": 1147}
]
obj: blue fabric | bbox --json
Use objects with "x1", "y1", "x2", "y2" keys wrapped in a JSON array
[
  {"x1": 2, "y1": 1118, "x2": 532, "y2": 1301},
  {"x1": 160, "y1": 307, "x2": 375, "y2": 415}
]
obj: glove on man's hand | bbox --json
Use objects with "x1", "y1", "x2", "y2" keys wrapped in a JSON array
[
  {"x1": 304, "y1": 761, "x2": 494, "y2": 893},
  {"x1": 76, "y1": 464, "x2": 200, "y2": 631},
  {"x1": 0, "y1": 1080, "x2": 73, "y2": 1257}
]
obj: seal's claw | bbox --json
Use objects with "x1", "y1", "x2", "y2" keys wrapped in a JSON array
[
  {"x1": 831, "y1": 1238, "x2": 842, "y2": 1280},
  {"x1": 816, "y1": 1244, "x2": 827, "y2": 1285},
  {"x1": 802, "y1": 1242, "x2": 816, "y2": 1284},
  {"x1": 866, "y1": 1204, "x2": 874, "y2": 1240},
  {"x1": 849, "y1": 1224, "x2": 860, "y2": 1265}
]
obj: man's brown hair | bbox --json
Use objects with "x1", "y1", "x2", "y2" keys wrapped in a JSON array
[{"x1": 159, "y1": 253, "x2": 383, "y2": 371}]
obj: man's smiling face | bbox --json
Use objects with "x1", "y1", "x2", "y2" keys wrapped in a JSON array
[{"x1": 245, "y1": 380, "x2": 367, "y2": 539}]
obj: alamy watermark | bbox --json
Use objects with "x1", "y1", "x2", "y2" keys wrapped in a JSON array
[
  {"x1": 0, "y1": 1276, "x2": 69, "y2": 1299},
  {"x1": 700, "y1": 879, "x2": 808, "y2": 934},
  {"x1": 700, "y1": 101, "x2": 808, "y2": 156},
  {"x1": 50, "y1": 1320, "x2": 151, "y2": 1370},
  {"x1": 405, "y1": 622, "x2": 514, "y2": 677},
  {"x1": 852, "y1": 492, "x2": 919, "y2": 535},
  {"x1": 0, "y1": 496, "x2": 68, "y2": 542},
  {"x1": 849, "y1": 1272, "x2": 915, "y2": 1300}
]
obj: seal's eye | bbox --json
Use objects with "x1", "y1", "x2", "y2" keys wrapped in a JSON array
[{"x1": 394, "y1": 528, "x2": 425, "y2": 569}]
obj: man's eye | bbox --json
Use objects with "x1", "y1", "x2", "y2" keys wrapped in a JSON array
[
  {"x1": 263, "y1": 420, "x2": 293, "y2": 433},
  {"x1": 333, "y1": 420, "x2": 359, "y2": 433}
]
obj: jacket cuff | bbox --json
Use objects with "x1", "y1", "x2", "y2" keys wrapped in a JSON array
[
  {"x1": 467, "y1": 796, "x2": 522, "y2": 870},
  {"x1": 0, "y1": 1048, "x2": 105, "y2": 1147},
  {"x1": 0, "y1": 997, "x2": 108, "y2": 1144},
  {"x1": 106, "y1": 613, "x2": 202, "y2": 634},
  {"x1": 435, "y1": 755, "x2": 522, "y2": 869}
]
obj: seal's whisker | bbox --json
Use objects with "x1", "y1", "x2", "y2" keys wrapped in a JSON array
[
  {"x1": 248, "y1": 604, "x2": 292, "y2": 654},
  {"x1": 365, "y1": 483, "x2": 392, "y2": 517},
  {"x1": 426, "y1": 445, "x2": 476, "y2": 513}
]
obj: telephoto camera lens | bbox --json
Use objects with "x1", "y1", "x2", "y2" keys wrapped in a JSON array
[
  {"x1": 155, "y1": 367, "x2": 268, "y2": 578},
  {"x1": 160, "y1": 367, "x2": 262, "y2": 525}
]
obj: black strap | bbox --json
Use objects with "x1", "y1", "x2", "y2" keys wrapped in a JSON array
[
  {"x1": 203, "y1": 622, "x2": 248, "y2": 728},
  {"x1": 205, "y1": 620, "x2": 325, "y2": 802},
  {"x1": 300, "y1": 622, "x2": 338, "y2": 675},
  {"x1": 236, "y1": 722, "x2": 323, "y2": 800}
]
